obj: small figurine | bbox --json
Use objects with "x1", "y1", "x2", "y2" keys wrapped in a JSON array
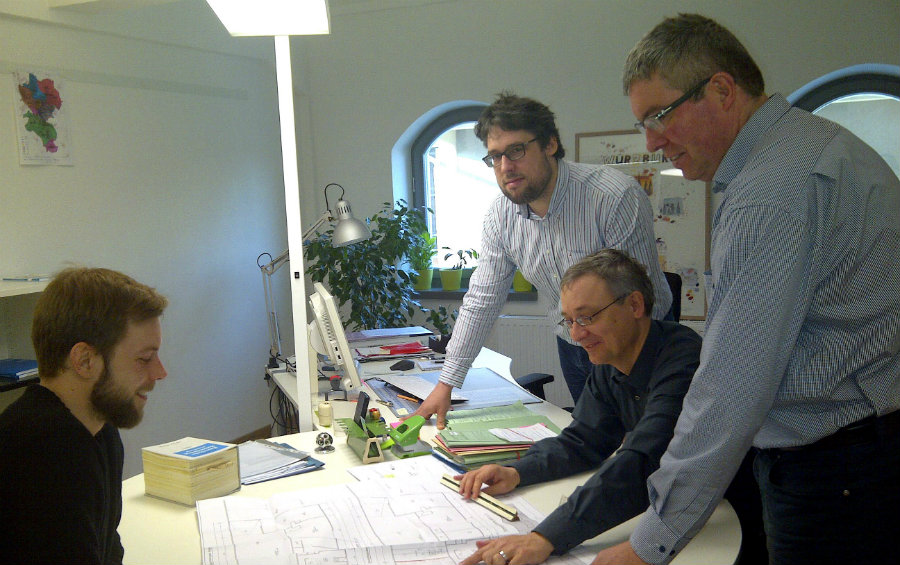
[{"x1": 315, "y1": 431, "x2": 335, "y2": 453}]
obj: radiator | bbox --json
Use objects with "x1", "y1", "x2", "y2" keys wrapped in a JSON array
[{"x1": 487, "y1": 315, "x2": 574, "y2": 408}]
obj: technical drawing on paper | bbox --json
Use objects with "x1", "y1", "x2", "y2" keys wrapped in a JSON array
[{"x1": 197, "y1": 475, "x2": 591, "y2": 565}]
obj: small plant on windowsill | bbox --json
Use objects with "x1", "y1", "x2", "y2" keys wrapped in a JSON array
[
  {"x1": 409, "y1": 230, "x2": 438, "y2": 291},
  {"x1": 439, "y1": 247, "x2": 478, "y2": 291}
]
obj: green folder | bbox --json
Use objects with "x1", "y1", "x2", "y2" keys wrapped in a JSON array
[{"x1": 439, "y1": 402, "x2": 560, "y2": 447}]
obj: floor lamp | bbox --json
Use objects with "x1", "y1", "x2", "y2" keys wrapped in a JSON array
[{"x1": 207, "y1": 0, "x2": 333, "y2": 430}]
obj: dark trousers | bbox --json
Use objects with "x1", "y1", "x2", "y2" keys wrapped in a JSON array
[
  {"x1": 754, "y1": 413, "x2": 900, "y2": 564},
  {"x1": 725, "y1": 450, "x2": 768, "y2": 565},
  {"x1": 556, "y1": 337, "x2": 592, "y2": 406}
]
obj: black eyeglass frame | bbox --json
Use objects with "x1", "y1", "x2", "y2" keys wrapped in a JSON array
[
  {"x1": 558, "y1": 293, "x2": 629, "y2": 330},
  {"x1": 634, "y1": 76, "x2": 712, "y2": 134},
  {"x1": 481, "y1": 137, "x2": 538, "y2": 168}
]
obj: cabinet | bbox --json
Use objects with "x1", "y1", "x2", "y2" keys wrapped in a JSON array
[{"x1": 1, "y1": 281, "x2": 47, "y2": 406}]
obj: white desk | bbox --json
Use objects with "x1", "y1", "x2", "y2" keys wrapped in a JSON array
[{"x1": 121, "y1": 349, "x2": 740, "y2": 564}]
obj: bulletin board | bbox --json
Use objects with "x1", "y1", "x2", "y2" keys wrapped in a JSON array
[{"x1": 576, "y1": 130, "x2": 709, "y2": 319}]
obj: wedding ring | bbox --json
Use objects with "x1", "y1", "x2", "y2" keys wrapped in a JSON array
[{"x1": 498, "y1": 550, "x2": 510, "y2": 564}]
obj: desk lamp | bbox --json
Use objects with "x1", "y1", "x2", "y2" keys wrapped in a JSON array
[
  {"x1": 258, "y1": 183, "x2": 371, "y2": 368},
  {"x1": 208, "y1": 0, "x2": 339, "y2": 430}
]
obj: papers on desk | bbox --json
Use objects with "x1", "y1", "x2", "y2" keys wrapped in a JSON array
[
  {"x1": 346, "y1": 325, "x2": 431, "y2": 344},
  {"x1": 431, "y1": 402, "x2": 561, "y2": 470},
  {"x1": 489, "y1": 423, "x2": 558, "y2": 443},
  {"x1": 196, "y1": 471, "x2": 592, "y2": 565},
  {"x1": 238, "y1": 440, "x2": 323, "y2": 485},
  {"x1": 376, "y1": 373, "x2": 468, "y2": 401},
  {"x1": 354, "y1": 341, "x2": 432, "y2": 361}
]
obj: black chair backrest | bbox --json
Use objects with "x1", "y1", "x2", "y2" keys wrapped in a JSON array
[{"x1": 664, "y1": 271, "x2": 682, "y2": 322}]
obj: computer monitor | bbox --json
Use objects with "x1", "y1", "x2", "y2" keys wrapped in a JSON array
[{"x1": 308, "y1": 282, "x2": 364, "y2": 395}]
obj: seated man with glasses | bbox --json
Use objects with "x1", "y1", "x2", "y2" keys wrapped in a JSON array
[
  {"x1": 411, "y1": 92, "x2": 672, "y2": 429},
  {"x1": 453, "y1": 249, "x2": 763, "y2": 565}
]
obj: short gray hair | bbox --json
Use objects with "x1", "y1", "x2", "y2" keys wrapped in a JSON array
[
  {"x1": 622, "y1": 13, "x2": 764, "y2": 97},
  {"x1": 561, "y1": 249, "x2": 655, "y2": 316}
]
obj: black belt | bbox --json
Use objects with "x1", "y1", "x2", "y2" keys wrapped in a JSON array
[{"x1": 778, "y1": 409, "x2": 900, "y2": 453}]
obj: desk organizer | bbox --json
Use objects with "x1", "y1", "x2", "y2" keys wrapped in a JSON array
[{"x1": 337, "y1": 418, "x2": 385, "y2": 464}]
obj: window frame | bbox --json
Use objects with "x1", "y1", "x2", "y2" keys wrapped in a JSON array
[
  {"x1": 788, "y1": 63, "x2": 900, "y2": 111},
  {"x1": 409, "y1": 104, "x2": 487, "y2": 211}
]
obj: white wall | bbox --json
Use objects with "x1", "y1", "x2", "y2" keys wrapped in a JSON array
[{"x1": 0, "y1": 1, "x2": 292, "y2": 478}]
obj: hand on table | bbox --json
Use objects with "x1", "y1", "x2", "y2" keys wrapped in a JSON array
[
  {"x1": 455, "y1": 464, "x2": 520, "y2": 499},
  {"x1": 406, "y1": 381, "x2": 453, "y2": 429},
  {"x1": 459, "y1": 533, "x2": 554, "y2": 565}
]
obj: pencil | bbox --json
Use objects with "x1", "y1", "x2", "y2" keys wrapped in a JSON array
[
  {"x1": 440, "y1": 474, "x2": 518, "y2": 521},
  {"x1": 397, "y1": 394, "x2": 419, "y2": 402}
]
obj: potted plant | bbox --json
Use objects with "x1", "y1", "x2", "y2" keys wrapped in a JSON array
[
  {"x1": 439, "y1": 247, "x2": 478, "y2": 291},
  {"x1": 408, "y1": 230, "x2": 438, "y2": 291},
  {"x1": 421, "y1": 304, "x2": 457, "y2": 353},
  {"x1": 305, "y1": 200, "x2": 427, "y2": 330},
  {"x1": 512, "y1": 270, "x2": 534, "y2": 292}
]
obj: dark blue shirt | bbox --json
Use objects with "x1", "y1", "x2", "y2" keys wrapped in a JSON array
[{"x1": 508, "y1": 320, "x2": 701, "y2": 553}]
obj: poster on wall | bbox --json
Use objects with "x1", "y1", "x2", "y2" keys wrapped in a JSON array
[
  {"x1": 13, "y1": 70, "x2": 73, "y2": 165},
  {"x1": 576, "y1": 130, "x2": 708, "y2": 319}
]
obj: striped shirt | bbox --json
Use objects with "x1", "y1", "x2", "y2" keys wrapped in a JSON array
[
  {"x1": 631, "y1": 94, "x2": 900, "y2": 563},
  {"x1": 439, "y1": 159, "x2": 671, "y2": 388}
]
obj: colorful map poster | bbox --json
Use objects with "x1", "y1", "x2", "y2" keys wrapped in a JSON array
[{"x1": 14, "y1": 71, "x2": 72, "y2": 165}]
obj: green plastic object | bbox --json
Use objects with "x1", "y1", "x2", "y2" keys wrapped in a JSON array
[{"x1": 386, "y1": 415, "x2": 431, "y2": 458}]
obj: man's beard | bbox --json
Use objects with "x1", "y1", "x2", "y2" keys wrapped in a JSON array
[
  {"x1": 499, "y1": 156, "x2": 553, "y2": 205},
  {"x1": 90, "y1": 365, "x2": 144, "y2": 429}
]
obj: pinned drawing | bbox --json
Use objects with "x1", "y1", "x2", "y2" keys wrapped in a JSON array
[
  {"x1": 14, "y1": 71, "x2": 72, "y2": 165},
  {"x1": 577, "y1": 130, "x2": 708, "y2": 319}
]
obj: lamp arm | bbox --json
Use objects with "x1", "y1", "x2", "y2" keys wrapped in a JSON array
[
  {"x1": 302, "y1": 209, "x2": 334, "y2": 242},
  {"x1": 257, "y1": 207, "x2": 333, "y2": 366}
]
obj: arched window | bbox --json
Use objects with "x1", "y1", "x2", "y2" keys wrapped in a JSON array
[
  {"x1": 789, "y1": 64, "x2": 900, "y2": 179},
  {"x1": 407, "y1": 104, "x2": 498, "y2": 268}
]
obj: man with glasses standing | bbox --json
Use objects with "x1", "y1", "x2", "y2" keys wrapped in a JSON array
[
  {"x1": 451, "y1": 249, "x2": 715, "y2": 565},
  {"x1": 412, "y1": 92, "x2": 671, "y2": 428},
  {"x1": 591, "y1": 13, "x2": 900, "y2": 565}
]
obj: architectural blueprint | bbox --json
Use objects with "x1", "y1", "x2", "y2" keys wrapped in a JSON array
[{"x1": 196, "y1": 474, "x2": 592, "y2": 565}]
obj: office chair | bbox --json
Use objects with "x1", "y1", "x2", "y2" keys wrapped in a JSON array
[
  {"x1": 515, "y1": 372, "x2": 554, "y2": 401},
  {"x1": 664, "y1": 271, "x2": 682, "y2": 323}
]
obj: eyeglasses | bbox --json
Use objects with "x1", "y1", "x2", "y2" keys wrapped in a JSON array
[
  {"x1": 558, "y1": 294, "x2": 628, "y2": 330},
  {"x1": 482, "y1": 138, "x2": 538, "y2": 168},
  {"x1": 634, "y1": 76, "x2": 712, "y2": 134}
]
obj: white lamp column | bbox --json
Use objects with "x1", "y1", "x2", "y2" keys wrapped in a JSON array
[{"x1": 275, "y1": 35, "x2": 315, "y2": 430}]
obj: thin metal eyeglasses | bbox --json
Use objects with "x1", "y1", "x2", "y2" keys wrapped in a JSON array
[
  {"x1": 481, "y1": 138, "x2": 538, "y2": 168},
  {"x1": 558, "y1": 294, "x2": 628, "y2": 330},
  {"x1": 634, "y1": 76, "x2": 712, "y2": 134}
]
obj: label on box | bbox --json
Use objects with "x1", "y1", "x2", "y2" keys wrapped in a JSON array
[{"x1": 175, "y1": 443, "x2": 231, "y2": 458}]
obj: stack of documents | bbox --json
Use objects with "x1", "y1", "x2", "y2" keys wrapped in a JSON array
[
  {"x1": 238, "y1": 440, "x2": 324, "y2": 484},
  {"x1": 142, "y1": 437, "x2": 240, "y2": 506},
  {"x1": 346, "y1": 325, "x2": 432, "y2": 346},
  {"x1": 0, "y1": 358, "x2": 38, "y2": 381},
  {"x1": 353, "y1": 341, "x2": 432, "y2": 361},
  {"x1": 431, "y1": 402, "x2": 560, "y2": 470}
]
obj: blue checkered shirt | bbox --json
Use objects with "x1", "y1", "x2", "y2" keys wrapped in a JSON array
[{"x1": 630, "y1": 94, "x2": 900, "y2": 563}]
